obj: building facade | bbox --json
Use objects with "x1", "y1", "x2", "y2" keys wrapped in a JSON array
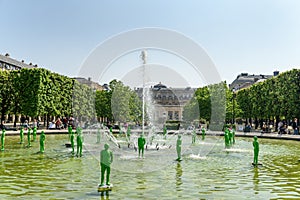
[
  {"x1": 0, "y1": 53, "x2": 36, "y2": 71},
  {"x1": 135, "y1": 83, "x2": 195, "y2": 123},
  {"x1": 229, "y1": 72, "x2": 278, "y2": 91}
]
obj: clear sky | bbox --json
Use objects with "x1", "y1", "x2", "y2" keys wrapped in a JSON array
[{"x1": 1, "y1": 0, "x2": 299, "y2": 87}]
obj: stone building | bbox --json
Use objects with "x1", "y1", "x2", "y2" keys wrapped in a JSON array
[
  {"x1": 135, "y1": 83, "x2": 195, "y2": 122},
  {"x1": 0, "y1": 53, "x2": 37, "y2": 71},
  {"x1": 229, "y1": 71, "x2": 278, "y2": 91},
  {"x1": 73, "y1": 77, "x2": 103, "y2": 91}
]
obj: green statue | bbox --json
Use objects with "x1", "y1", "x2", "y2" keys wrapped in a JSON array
[
  {"x1": 96, "y1": 128, "x2": 101, "y2": 144},
  {"x1": 39, "y1": 131, "x2": 45, "y2": 153},
  {"x1": 68, "y1": 125, "x2": 72, "y2": 141},
  {"x1": 100, "y1": 143, "x2": 113, "y2": 186},
  {"x1": 1, "y1": 129, "x2": 5, "y2": 151},
  {"x1": 32, "y1": 126, "x2": 37, "y2": 142},
  {"x1": 253, "y1": 136, "x2": 259, "y2": 166},
  {"x1": 138, "y1": 134, "x2": 146, "y2": 158},
  {"x1": 76, "y1": 131, "x2": 83, "y2": 157},
  {"x1": 163, "y1": 125, "x2": 167, "y2": 139},
  {"x1": 176, "y1": 135, "x2": 182, "y2": 161},
  {"x1": 109, "y1": 127, "x2": 113, "y2": 134},
  {"x1": 71, "y1": 131, "x2": 75, "y2": 154},
  {"x1": 224, "y1": 130, "x2": 230, "y2": 148},
  {"x1": 27, "y1": 128, "x2": 31, "y2": 147},
  {"x1": 20, "y1": 127, "x2": 24, "y2": 144},
  {"x1": 201, "y1": 127, "x2": 206, "y2": 140},
  {"x1": 192, "y1": 129, "x2": 196, "y2": 144}
]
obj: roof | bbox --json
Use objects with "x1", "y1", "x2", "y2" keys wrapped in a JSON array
[
  {"x1": 0, "y1": 54, "x2": 35, "y2": 69},
  {"x1": 229, "y1": 73, "x2": 273, "y2": 90},
  {"x1": 153, "y1": 82, "x2": 167, "y2": 89}
]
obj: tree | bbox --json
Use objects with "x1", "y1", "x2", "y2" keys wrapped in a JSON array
[
  {"x1": 0, "y1": 70, "x2": 13, "y2": 120},
  {"x1": 95, "y1": 90, "x2": 112, "y2": 121},
  {"x1": 95, "y1": 79, "x2": 143, "y2": 124}
]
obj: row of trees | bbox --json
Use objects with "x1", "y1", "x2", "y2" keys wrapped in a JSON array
[
  {"x1": 1, "y1": 67, "x2": 298, "y2": 130},
  {"x1": 0, "y1": 68, "x2": 144, "y2": 127},
  {"x1": 236, "y1": 68, "x2": 300, "y2": 130},
  {"x1": 183, "y1": 69, "x2": 299, "y2": 131},
  {"x1": 182, "y1": 81, "x2": 238, "y2": 130},
  {"x1": 0, "y1": 68, "x2": 95, "y2": 127}
]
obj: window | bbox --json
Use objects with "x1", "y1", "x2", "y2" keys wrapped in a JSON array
[
  {"x1": 174, "y1": 111, "x2": 179, "y2": 120},
  {"x1": 168, "y1": 111, "x2": 173, "y2": 120}
]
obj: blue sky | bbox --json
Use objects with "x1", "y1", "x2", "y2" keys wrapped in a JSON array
[{"x1": 1, "y1": 0, "x2": 299, "y2": 87}]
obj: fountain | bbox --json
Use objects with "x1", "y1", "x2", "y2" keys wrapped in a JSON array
[{"x1": 1, "y1": 49, "x2": 299, "y2": 198}]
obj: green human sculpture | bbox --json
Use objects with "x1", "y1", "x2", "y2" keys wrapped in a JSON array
[
  {"x1": 71, "y1": 131, "x2": 75, "y2": 154},
  {"x1": 201, "y1": 127, "x2": 206, "y2": 140},
  {"x1": 192, "y1": 129, "x2": 196, "y2": 144},
  {"x1": 76, "y1": 126, "x2": 82, "y2": 135},
  {"x1": 1, "y1": 129, "x2": 5, "y2": 151},
  {"x1": 163, "y1": 126, "x2": 167, "y2": 139},
  {"x1": 176, "y1": 135, "x2": 182, "y2": 161},
  {"x1": 226, "y1": 127, "x2": 232, "y2": 144},
  {"x1": 39, "y1": 131, "x2": 45, "y2": 153},
  {"x1": 32, "y1": 126, "x2": 37, "y2": 142},
  {"x1": 100, "y1": 143, "x2": 113, "y2": 186},
  {"x1": 68, "y1": 125, "x2": 72, "y2": 141},
  {"x1": 27, "y1": 128, "x2": 31, "y2": 147},
  {"x1": 109, "y1": 127, "x2": 113, "y2": 134},
  {"x1": 76, "y1": 131, "x2": 83, "y2": 157},
  {"x1": 224, "y1": 131, "x2": 230, "y2": 148},
  {"x1": 253, "y1": 136, "x2": 259, "y2": 166},
  {"x1": 96, "y1": 128, "x2": 101, "y2": 144},
  {"x1": 138, "y1": 134, "x2": 146, "y2": 158},
  {"x1": 20, "y1": 127, "x2": 24, "y2": 144}
]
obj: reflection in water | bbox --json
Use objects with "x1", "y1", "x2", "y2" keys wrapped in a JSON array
[
  {"x1": 176, "y1": 163, "x2": 183, "y2": 189},
  {"x1": 135, "y1": 172, "x2": 147, "y2": 198},
  {"x1": 253, "y1": 167, "x2": 259, "y2": 193},
  {"x1": 100, "y1": 192, "x2": 110, "y2": 200}
]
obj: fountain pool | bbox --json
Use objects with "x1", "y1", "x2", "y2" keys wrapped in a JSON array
[{"x1": 0, "y1": 134, "x2": 300, "y2": 199}]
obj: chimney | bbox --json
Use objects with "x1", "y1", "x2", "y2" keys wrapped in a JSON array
[
  {"x1": 273, "y1": 71, "x2": 279, "y2": 76},
  {"x1": 88, "y1": 77, "x2": 91, "y2": 81}
]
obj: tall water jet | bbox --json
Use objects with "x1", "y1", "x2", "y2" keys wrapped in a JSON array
[{"x1": 140, "y1": 50, "x2": 147, "y2": 135}]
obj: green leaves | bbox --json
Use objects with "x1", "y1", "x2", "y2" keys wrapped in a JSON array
[
  {"x1": 0, "y1": 70, "x2": 14, "y2": 119},
  {"x1": 236, "y1": 69, "x2": 300, "y2": 122},
  {"x1": 182, "y1": 81, "x2": 228, "y2": 130},
  {"x1": 95, "y1": 79, "x2": 142, "y2": 123},
  {"x1": 2, "y1": 68, "x2": 97, "y2": 122}
]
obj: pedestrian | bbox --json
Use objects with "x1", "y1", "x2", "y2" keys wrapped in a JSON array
[{"x1": 292, "y1": 118, "x2": 299, "y2": 135}]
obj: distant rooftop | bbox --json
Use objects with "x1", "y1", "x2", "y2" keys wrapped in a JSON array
[
  {"x1": 229, "y1": 71, "x2": 278, "y2": 91},
  {"x1": 0, "y1": 53, "x2": 37, "y2": 70},
  {"x1": 73, "y1": 77, "x2": 103, "y2": 91}
]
